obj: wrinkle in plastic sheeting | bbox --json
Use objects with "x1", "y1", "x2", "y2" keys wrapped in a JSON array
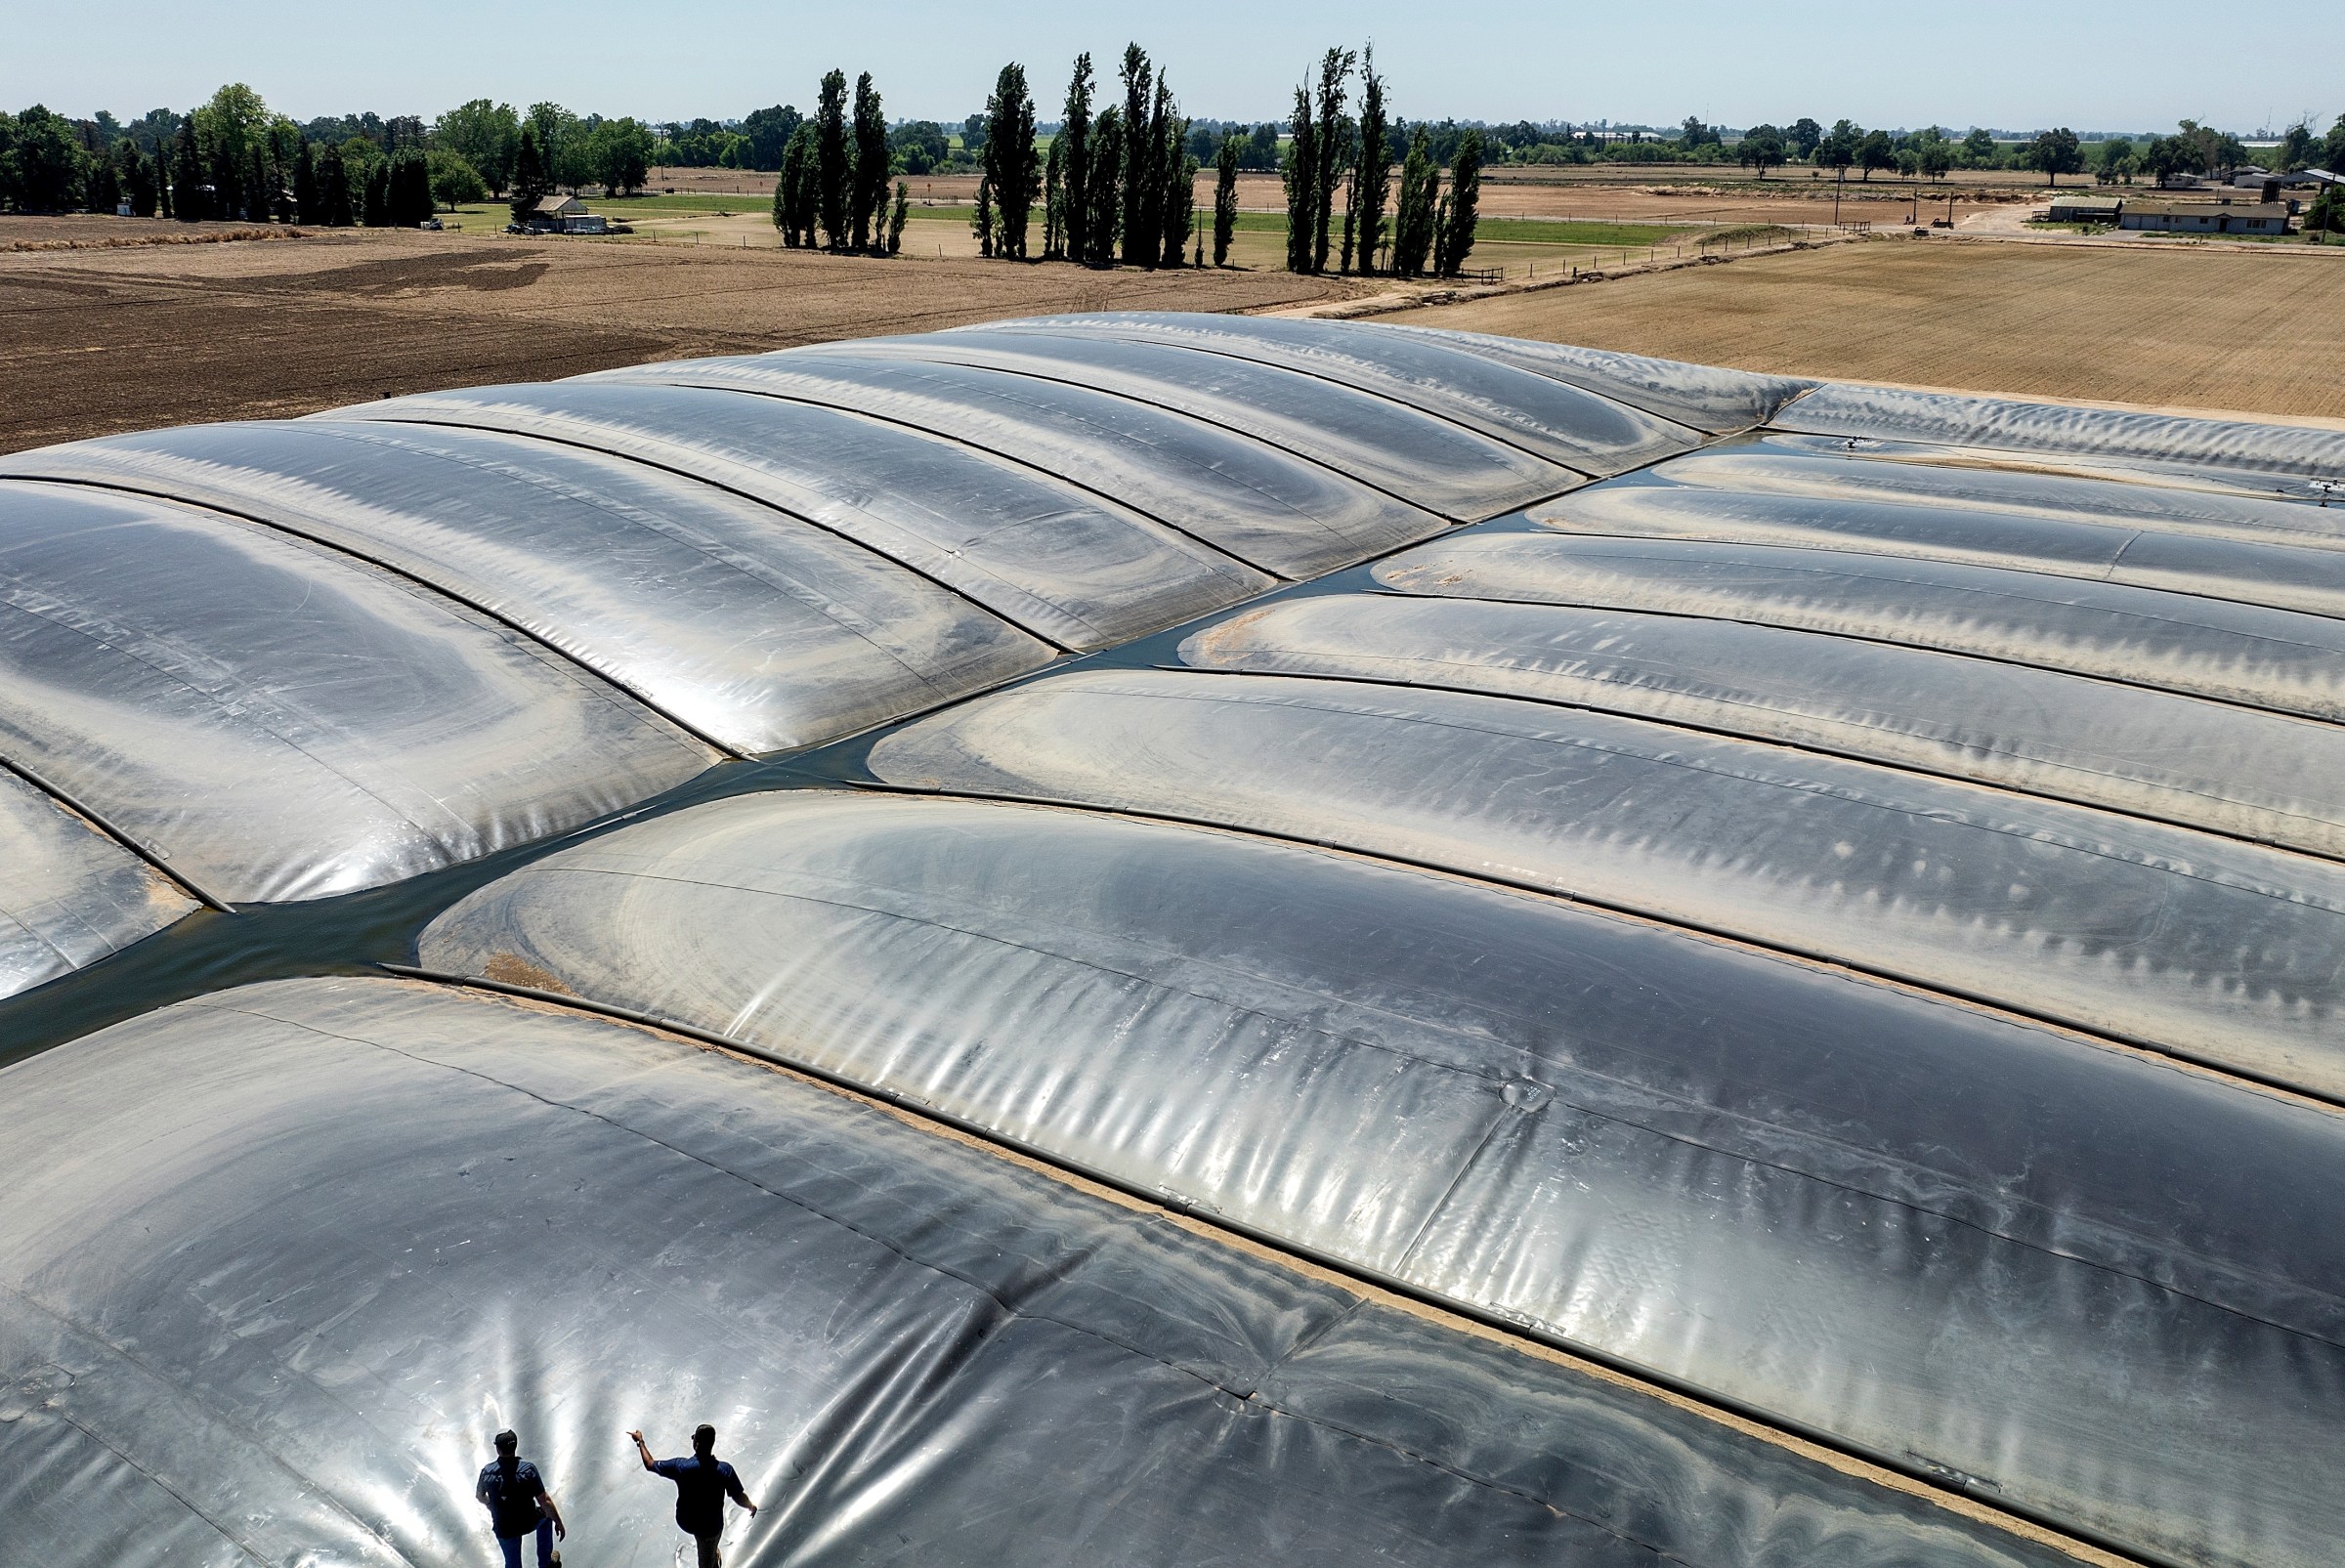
[
  {"x1": 1379, "y1": 324, "x2": 1814, "y2": 433},
  {"x1": 1773, "y1": 381, "x2": 2345, "y2": 492},
  {"x1": 965, "y1": 312, "x2": 1704, "y2": 475},
  {"x1": 0, "y1": 420, "x2": 1054, "y2": 756},
  {"x1": 1373, "y1": 531, "x2": 2345, "y2": 724},
  {"x1": 0, "y1": 977, "x2": 2078, "y2": 1568},
  {"x1": 0, "y1": 480, "x2": 713, "y2": 905},
  {"x1": 418, "y1": 790, "x2": 2345, "y2": 1568},
  {"x1": 866, "y1": 667, "x2": 2345, "y2": 1100},
  {"x1": 1180, "y1": 593, "x2": 2345, "y2": 858},
  {"x1": 811, "y1": 328, "x2": 1579, "y2": 519},
  {"x1": 335, "y1": 379, "x2": 1273, "y2": 651},
  {"x1": 0, "y1": 767, "x2": 195, "y2": 1001},
  {"x1": 581, "y1": 351, "x2": 1452, "y2": 579},
  {"x1": 1533, "y1": 466, "x2": 2345, "y2": 621}
]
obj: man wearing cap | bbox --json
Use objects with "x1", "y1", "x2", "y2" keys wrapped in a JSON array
[
  {"x1": 630, "y1": 1422, "x2": 756, "y2": 1568},
  {"x1": 475, "y1": 1429, "x2": 565, "y2": 1568}
]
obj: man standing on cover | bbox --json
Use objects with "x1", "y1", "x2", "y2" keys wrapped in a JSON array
[
  {"x1": 475, "y1": 1428, "x2": 566, "y2": 1568},
  {"x1": 631, "y1": 1422, "x2": 756, "y2": 1568}
]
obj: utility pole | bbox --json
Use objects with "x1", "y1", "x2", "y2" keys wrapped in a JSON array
[{"x1": 1833, "y1": 163, "x2": 1844, "y2": 227}]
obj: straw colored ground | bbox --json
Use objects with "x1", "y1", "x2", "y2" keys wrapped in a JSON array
[{"x1": 1383, "y1": 238, "x2": 2345, "y2": 423}]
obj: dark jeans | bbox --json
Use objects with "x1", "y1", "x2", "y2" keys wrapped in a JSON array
[
  {"x1": 496, "y1": 1519, "x2": 554, "y2": 1568},
  {"x1": 696, "y1": 1531, "x2": 722, "y2": 1568}
]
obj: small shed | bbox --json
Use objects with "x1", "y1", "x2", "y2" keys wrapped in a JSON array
[
  {"x1": 533, "y1": 194, "x2": 586, "y2": 219},
  {"x1": 2119, "y1": 201, "x2": 2290, "y2": 235}
]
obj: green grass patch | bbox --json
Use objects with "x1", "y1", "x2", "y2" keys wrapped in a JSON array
[
  {"x1": 579, "y1": 191, "x2": 772, "y2": 214},
  {"x1": 1470, "y1": 218, "x2": 1686, "y2": 246}
]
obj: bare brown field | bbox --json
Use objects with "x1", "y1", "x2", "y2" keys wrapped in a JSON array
[
  {"x1": 1386, "y1": 238, "x2": 2345, "y2": 422},
  {"x1": 0, "y1": 227, "x2": 1351, "y2": 453}
]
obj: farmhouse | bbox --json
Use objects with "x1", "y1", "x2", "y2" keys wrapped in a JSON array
[
  {"x1": 2119, "y1": 200, "x2": 2290, "y2": 234},
  {"x1": 527, "y1": 193, "x2": 607, "y2": 233}
]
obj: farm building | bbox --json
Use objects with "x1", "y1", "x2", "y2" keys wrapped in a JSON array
[
  {"x1": 2120, "y1": 199, "x2": 2291, "y2": 233},
  {"x1": 2044, "y1": 194, "x2": 2122, "y2": 222},
  {"x1": 4, "y1": 316, "x2": 2345, "y2": 1568}
]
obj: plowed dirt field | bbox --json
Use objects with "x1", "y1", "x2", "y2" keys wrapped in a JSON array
[{"x1": 0, "y1": 223, "x2": 1350, "y2": 453}]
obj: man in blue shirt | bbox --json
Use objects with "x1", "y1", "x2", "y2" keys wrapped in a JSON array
[
  {"x1": 631, "y1": 1422, "x2": 757, "y2": 1568},
  {"x1": 474, "y1": 1429, "x2": 566, "y2": 1568}
]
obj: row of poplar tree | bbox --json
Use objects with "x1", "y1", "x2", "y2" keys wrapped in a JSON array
[
  {"x1": 1274, "y1": 46, "x2": 1484, "y2": 277},
  {"x1": 770, "y1": 72, "x2": 913, "y2": 253},
  {"x1": 764, "y1": 41, "x2": 1481, "y2": 276}
]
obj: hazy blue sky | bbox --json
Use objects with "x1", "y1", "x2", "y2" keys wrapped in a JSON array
[{"x1": 8, "y1": 0, "x2": 2333, "y2": 134}]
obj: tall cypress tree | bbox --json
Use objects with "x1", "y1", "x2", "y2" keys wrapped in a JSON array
[
  {"x1": 1117, "y1": 45, "x2": 1152, "y2": 265},
  {"x1": 1434, "y1": 130, "x2": 1483, "y2": 276},
  {"x1": 1042, "y1": 133, "x2": 1066, "y2": 259},
  {"x1": 172, "y1": 121, "x2": 203, "y2": 220},
  {"x1": 983, "y1": 64, "x2": 1039, "y2": 259},
  {"x1": 1339, "y1": 148, "x2": 1359, "y2": 275},
  {"x1": 1084, "y1": 106, "x2": 1122, "y2": 268},
  {"x1": 1391, "y1": 127, "x2": 1439, "y2": 276},
  {"x1": 292, "y1": 141, "x2": 317, "y2": 225},
  {"x1": 850, "y1": 72, "x2": 887, "y2": 251},
  {"x1": 887, "y1": 181, "x2": 910, "y2": 254},
  {"x1": 814, "y1": 69, "x2": 850, "y2": 250},
  {"x1": 1282, "y1": 86, "x2": 1315, "y2": 273},
  {"x1": 210, "y1": 143, "x2": 241, "y2": 221},
  {"x1": 87, "y1": 157, "x2": 122, "y2": 216},
  {"x1": 362, "y1": 159, "x2": 390, "y2": 227},
  {"x1": 1213, "y1": 133, "x2": 1240, "y2": 266},
  {"x1": 123, "y1": 144, "x2": 157, "y2": 217},
  {"x1": 1158, "y1": 119, "x2": 1196, "y2": 268},
  {"x1": 1131, "y1": 77, "x2": 1171, "y2": 269},
  {"x1": 784, "y1": 124, "x2": 819, "y2": 245},
  {"x1": 508, "y1": 127, "x2": 549, "y2": 223},
  {"x1": 319, "y1": 143, "x2": 354, "y2": 227},
  {"x1": 245, "y1": 147, "x2": 272, "y2": 227},
  {"x1": 971, "y1": 175, "x2": 994, "y2": 258},
  {"x1": 1310, "y1": 48, "x2": 1354, "y2": 273},
  {"x1": 1059, "y1": 54, "x2": 1093, "y2": 268},
  {"x1": 1353, "y1": 46, "x2": 1389, "y2": 275}
]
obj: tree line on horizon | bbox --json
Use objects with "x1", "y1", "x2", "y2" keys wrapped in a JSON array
[{"x1": 5, "y1": 82, "x2": 2342, "y2": 233}]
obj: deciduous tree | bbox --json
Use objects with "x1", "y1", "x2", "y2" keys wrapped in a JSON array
[
  {"x1": 1855, "y1": 128, "x2": 1896, "y2": 181},
  {"x1": 429, "y1": 149, "x2": 487, "y2": 210},
  {"x1": 434, "y1": 100, "x2": 520, "y2": 195},
  {"x1": 2022, "y1": 126, "x2": 2083, "y2": 187}
]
